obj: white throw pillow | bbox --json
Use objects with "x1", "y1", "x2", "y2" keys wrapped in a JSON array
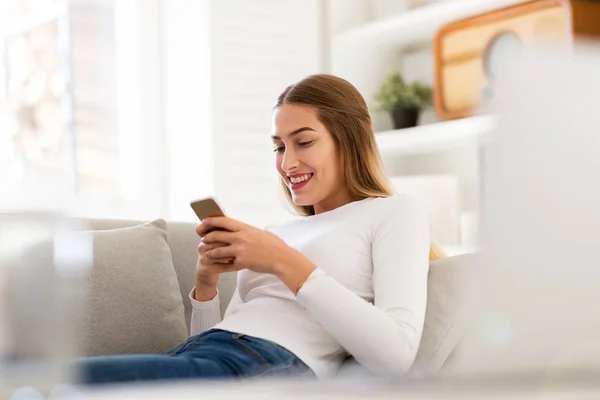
[{"x1": 412, "y1": 254, "x2": 478, "y2": 374}]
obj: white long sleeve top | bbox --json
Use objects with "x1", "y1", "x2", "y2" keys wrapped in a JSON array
[{"x1": 189, "y1": 195, "x2": 430, "y2": 379}]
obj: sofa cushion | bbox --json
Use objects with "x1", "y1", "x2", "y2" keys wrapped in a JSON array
[
  {"x1": 336, "y1": 254, "x2": 477, "y2": 378},
  {"x1": 78, "y1": 219, "x2": 188, "y2": 356},
  {"x1": 411, "y1": 253, "x2": 478, "y2": 374}
]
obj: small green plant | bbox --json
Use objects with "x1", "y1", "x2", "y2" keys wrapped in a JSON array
[{"x1": 373, "y1": 72, "x2": 433, "y2": 112}]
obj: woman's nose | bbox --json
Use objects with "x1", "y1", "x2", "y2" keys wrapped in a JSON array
[{"x1": 281, "y1": 149, "x2": 299, "y2": 172}]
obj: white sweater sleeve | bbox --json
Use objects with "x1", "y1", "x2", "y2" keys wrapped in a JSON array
[
  {"x1": 295, "y1": 197, "x2": 430, "y2": 376},
  {"x1": 189, "y1": 286, "x2": 243, "y2": 337},
  {"x1": 189, "y1": 288, "x2": 222, "y2": 336}
]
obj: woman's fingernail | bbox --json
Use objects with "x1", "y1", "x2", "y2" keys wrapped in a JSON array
[{"x1": 205, "y1": 251, "x2": 211, "y2": 257}]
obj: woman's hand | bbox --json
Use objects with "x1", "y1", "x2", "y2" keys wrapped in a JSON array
[
  {"x1": 193, "y1": 225, "x2": 241, "y2": 302},
  {"x1": 200, "y1": 217, "x2": 290, "y2": 274},
  {"x1": 200, "y1": 217, "x2": 317, "y2": 293},
  {"x1": 196, "y1": 241, "x2": 241, "y2": 281}
]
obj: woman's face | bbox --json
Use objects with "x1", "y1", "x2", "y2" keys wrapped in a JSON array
[{"x1": 272, "y1": 104, "x2": 350, "y2": 214}]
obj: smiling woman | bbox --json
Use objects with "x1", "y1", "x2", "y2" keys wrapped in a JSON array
[
  {"x1": 274, "y1": 74, "x2": 446, "y2": 260},
  {"x1": 271, "y1": 107, "x2": 350, "y2": 215},
  {"x1": 76, "y1": 73, "x2": 446, "y2": 385}
]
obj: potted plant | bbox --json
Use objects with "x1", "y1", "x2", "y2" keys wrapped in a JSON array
[{"x1": 373, "y1": 72, "x2": 433, "y2": 130}]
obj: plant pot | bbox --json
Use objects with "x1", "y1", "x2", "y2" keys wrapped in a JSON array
[{"x1": 391, "y1": 108, "x2": 419, "y2": 129}]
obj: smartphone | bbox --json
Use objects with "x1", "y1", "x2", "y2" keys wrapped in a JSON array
[{"x1": 190, "y1": 196, "x2": 227, "y2": 221}]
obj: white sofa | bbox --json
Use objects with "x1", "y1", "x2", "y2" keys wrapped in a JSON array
[{"x1": 83, "y1": 218, "x2": 475, "y2": 378}]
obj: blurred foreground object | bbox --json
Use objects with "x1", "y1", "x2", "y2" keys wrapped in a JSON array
[
  {"x1": 434, "y1": 0, "x2": 600, "y2": 120},
  {"x1": 445, "y1": 41, "x2": 600, "y2": 386},
  {"x1": 0, "y1": 184, "x2": 92, "y2": 395}
]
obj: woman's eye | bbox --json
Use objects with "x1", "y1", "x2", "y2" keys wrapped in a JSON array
[
  {"x1": 273, "y1": 146, "x2": 285, "y2": 153},
  {"x1": 298, "y1": 141, "x2": 314, "y2": 147}
]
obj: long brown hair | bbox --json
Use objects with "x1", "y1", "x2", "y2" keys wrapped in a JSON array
[{"x1": 275, "y1": 74, "x2": 446, "y2": 261}]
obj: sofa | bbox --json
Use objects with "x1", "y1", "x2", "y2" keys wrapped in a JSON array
[{"x1": 78, "y1": 218, "x2": 475, "y2": 379}]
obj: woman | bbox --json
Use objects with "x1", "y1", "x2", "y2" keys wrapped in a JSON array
[{"x1": 80, "y1": 74, "x2": 446, "y2": 385}]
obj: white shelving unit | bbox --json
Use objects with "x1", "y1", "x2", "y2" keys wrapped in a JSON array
[
  {"x1": 333, "y1": 0, "x2": 525, "y2": 50},
  {"x1": 375, "y1": 115, "x2": 496, "y2": 156},
  {"x1": 330, "y1": 0, "x2": 528, "y2": 110}
]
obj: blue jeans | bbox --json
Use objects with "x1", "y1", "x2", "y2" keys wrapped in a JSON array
[{"x1": 77, "y1": 329, "x2": 315, "y2": 385}]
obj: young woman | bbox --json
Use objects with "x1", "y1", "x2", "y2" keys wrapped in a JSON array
[{"x1": 80, "y1": 74, "x2": 446, "y2": 385}]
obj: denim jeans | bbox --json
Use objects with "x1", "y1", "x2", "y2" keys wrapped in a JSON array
[{"x1": 77, "y1": 329, "x2": 315, "y2": 385}]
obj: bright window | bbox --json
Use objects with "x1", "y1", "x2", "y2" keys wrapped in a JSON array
[{"x1": 0, "y1": 0, "x2": 163, "y2": 219}]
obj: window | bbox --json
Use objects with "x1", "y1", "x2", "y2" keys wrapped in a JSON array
[
  {"x1": 1, "y1": 0, "x2": 324, "y2": 223},
  {"x1": 70, "y1": 0, "x2": 120, "y2": 202},
  {"x1": 0, "y1": 0, "x2": 163, "y2": 219},
  {"x1": 1, "y1": 0, "x2": 74, "y2": 194}
]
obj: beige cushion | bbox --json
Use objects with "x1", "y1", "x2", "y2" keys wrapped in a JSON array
[
  {"x1": 87, "y1": 219, "x2": 237, "y2": 331},
  {"x1": 337, "y1": 254, "x2": 477, "y2": 378},
  {"x1": 78, "y1": 220, "x2": 188, "y2": 356},
  {"x1": 411, "y1": 254, "x2": 478, "y2": 374}
]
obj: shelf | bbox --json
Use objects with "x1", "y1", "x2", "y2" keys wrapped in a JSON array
[
  {"x1": 332, "y1": 0, "x2": 526, "y2": 50},
  {"x1": 375, "y1": 115, "x2": 496, "y2": 155}
]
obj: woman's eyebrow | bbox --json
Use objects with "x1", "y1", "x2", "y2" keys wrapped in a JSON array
[{"x1": 271, "y1": 127, "x2": 316, "y2": 140}]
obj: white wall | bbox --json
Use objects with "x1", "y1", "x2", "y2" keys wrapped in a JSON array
[
  {"x1": 209, "y1": 0, "x2": 324, "y2": 227},
  {"x1": 161, "y1": 0, "x2": 214, "y2": 221},
  {"x1": 161, "y1": 0, "x2": 326, "y2": 225}
]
